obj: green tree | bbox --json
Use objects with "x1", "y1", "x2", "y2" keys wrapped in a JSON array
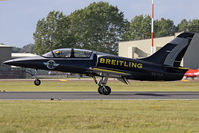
[
  {"x1": 124, "y1": 16, "x2": 177, "y2": 41},
  {"x1": 124, "y1": 15, "x2": 151, "y2": 40},
  {"x1": 22, "y1": 43, "x2": 35, "y2": 53},
  {"x1": 69, "y1": 2, "x2": 127, "y2": 54},
  {"x1": 33, "y1": 11, "x2": 76, "y2": 55},
  {"x1": 177, "y1": 19, "x2": 189, "y2": 32},
  {"x1": 188, "y1": 19, "x2": 199, "y2": 32},
  {"x1": 154, "y1": 18, "x2": 176, "y2": 37},
  {"x1": 12, "y1": 47, "x2": 21, "y2": 53}
]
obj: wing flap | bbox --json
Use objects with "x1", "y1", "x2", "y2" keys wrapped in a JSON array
[{"x1": 90, "y1": 67, "x2": 130, "y2": 77}]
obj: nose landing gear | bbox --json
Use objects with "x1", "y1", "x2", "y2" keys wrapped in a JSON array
[
  {"x1": 26, "y1": 69, "x2": 41, "y2": 86},
  {"x1": 34, "y1": 79, "x2": 41, "y2": 86},
  {"x1": 93, "y1": 76, "x2": 111, "y2": 95}
]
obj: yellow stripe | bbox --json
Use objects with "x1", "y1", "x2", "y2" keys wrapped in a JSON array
[
  {"x1": 60, "y1": 79, "x2": 67, "y2": 82},
  {"x1": 177, "y1": 67, "x2": 188, "y2": 70},
  {"x1": 92, "y1": 68, "x2": 128, "y2": 75}
]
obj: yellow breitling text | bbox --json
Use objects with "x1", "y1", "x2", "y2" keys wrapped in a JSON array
[{"x1": 99, "y1": 58, "x2": 143, "y2": 69}]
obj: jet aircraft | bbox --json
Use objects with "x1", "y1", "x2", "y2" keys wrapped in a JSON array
[{"x1": 3, "y1": 32, "x2": 197, "y2": 95}]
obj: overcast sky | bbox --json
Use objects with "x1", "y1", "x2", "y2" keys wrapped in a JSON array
[{"x1": 1, "y1": 0, "x2": 199, "y2": 47}]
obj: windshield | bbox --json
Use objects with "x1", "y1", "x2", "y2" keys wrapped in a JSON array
[
  {"x1": 74, "y1": 49, "x2": 92, "y2": 58},
  {"x1": 42, "y1": 51, "x2": 54, "y2": 58},
  {"x1": 42, "y1": 48, "x2": 92, "y2": 58},
  {"x1": 53, "y1": 49, "x2": 71, "y2": 58}
]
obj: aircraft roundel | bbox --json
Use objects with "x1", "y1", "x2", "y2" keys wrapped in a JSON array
[{"x1": 44, "y1": 60, "x2": 60, "y2": 69}]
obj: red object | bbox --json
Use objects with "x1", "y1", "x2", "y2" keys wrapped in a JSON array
[
  {"x1": 184, "y1": 69, "x2": 199, "y2": 79},
  {"x1": 152, "y1": 4, "x2": 154, "y2": 18}
]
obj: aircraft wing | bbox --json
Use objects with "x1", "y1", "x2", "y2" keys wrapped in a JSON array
[
  {"x1": 89, "y1": 67, "x2": 130, "y2": 84},
  {"x1": 89, "y1": 67, "x2": 130, "y2": 77}
]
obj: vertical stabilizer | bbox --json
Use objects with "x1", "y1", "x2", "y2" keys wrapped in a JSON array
[{"x1": 141, "y1": 32, "x2": 195, "y2": 67}]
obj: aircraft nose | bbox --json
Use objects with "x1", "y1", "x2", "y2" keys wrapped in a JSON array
[{"x1": 3, "y1": 59, "x2": 17, "y2": 66}]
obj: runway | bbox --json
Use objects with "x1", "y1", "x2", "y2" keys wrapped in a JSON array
[{"x1": 0, "y1": 91, "x2": 199, "y2": 100}]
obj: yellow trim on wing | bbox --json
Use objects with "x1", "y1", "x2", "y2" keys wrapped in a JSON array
[
  {"x1": 92, "y1": 68, "x2": 128, "y2": 75},
  {"x1": 177, "y1": 67, "x2": 188, "y2": 70}
]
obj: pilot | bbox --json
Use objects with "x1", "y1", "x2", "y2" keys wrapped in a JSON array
[
  {"x1": 56, "y1": 50, "x2": 65, "y2": 57},
  {"x1": 56, "y1": 51, "x2": 60, "y2": 57}
]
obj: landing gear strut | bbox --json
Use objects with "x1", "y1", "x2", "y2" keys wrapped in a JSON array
[
  {"x1": 26, "y1": 69, "x2": 41, "y2": 86},
  {"x1": 93, "y1": 76, "x2": 111, "y2": 95}
]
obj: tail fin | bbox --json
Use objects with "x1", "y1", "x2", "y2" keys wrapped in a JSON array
[{"x1": 141, "y1": 32, "x2": 195, "y2": 67}]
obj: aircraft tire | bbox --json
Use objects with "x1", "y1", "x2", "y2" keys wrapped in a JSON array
[
  {"x1": 98, "y1": 86, "x2": 104, "y2": 94},
  {"x1": 103, "y1": 86, "x2": 111, "y2": 95},
  {"x1": 34, "y1": 79, "x2": 41, "y2": 86}
]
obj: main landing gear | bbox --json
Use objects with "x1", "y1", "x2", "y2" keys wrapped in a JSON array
[
  {"x1": 26, "y1": 69, "x2": 41, "y2": 86},
  {"x1": 93, "y1": 76, "x2": 111, "y2": 95}
]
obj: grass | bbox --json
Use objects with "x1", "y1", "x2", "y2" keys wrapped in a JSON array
[
  {"x1": 0, "y1": 100, "x2": 199, "y2": 133},
  {"x1": 0, "y1": 79, "x2": 199, "y2": 92},
  {"x1": 0, "y1": 80, "x2": 199, "y2": 132}
]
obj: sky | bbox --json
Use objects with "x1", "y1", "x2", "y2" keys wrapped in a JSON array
[{"x1": 0, "y1": 0, "x2": 199, "y2": 47}]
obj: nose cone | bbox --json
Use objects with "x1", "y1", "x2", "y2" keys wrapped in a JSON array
[
  {"x1": 3, "y1": 56, "x2": 44, "y2": 68},
  {"x1": 3, "y1": 58, "x2": 30, "y2": 66},
  {"x1": 3, "y1": 60, "x2": 13, "y2": 65},
  {"x1": 3, "y1": 59, "x2": 16, "y2": 66}
]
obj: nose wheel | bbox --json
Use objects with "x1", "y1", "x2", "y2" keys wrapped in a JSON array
[
  {"x1": 34, "y1": 79, "x2": 41, "y2": 86},
  {"x1": 26, "y1": 69, "x2": 41, "y2": 86}
]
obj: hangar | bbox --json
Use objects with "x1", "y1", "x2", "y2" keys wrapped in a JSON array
[
  {"x1": 119, "y1": 33, "x2": 199, "y2": 69},
  {"x1": 0, "y1": 44, "x2": 35, "y2": 78},
  {"x1": 0, "y1": 44, "x2": 12, "y2": 71}
]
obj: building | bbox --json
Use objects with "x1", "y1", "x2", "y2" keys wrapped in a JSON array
[
  {"x1": 12, "y1": 53, "x2": 37, "y2": 59},
  {"x1": 119, "y1": 33, "x2": 199, "y2": 69},
  {"x1": 0, "y1": 44, "x2": 24, "y2": 78},
  {"x1": 0, "y1": 44, "x2": 12, "y2": 70},
  {"x1": 0, "y1": 44, "x2": 37, "y2": 78}
]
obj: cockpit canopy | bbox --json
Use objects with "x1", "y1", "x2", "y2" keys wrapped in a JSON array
[{"x1": 42, "y1": 48, "x2": 92, "y2": 58}]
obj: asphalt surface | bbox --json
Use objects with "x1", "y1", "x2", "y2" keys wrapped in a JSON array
[{"x1": 0, "y1": 91, "x2": 199, "y2": 100}]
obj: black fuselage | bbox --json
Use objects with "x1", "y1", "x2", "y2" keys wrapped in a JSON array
[
  {"x1": 3, "y1": 32, "x2": 197, "y2": 95},
  {"x1": 3, "y1": 52, "x2": 187, "y2": 81}
]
